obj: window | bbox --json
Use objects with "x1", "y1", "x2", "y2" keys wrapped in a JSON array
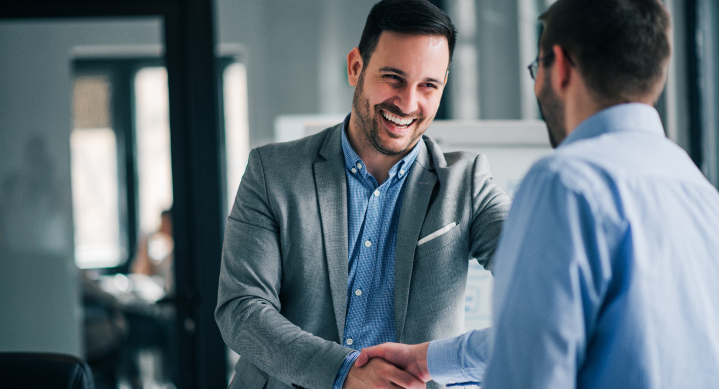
[
  {"x1": 134, "y1": 67, "x2": 173, "y2": 236},
  {"x1": 71, "y1": 74, "x2": 124, "y2": 268}
]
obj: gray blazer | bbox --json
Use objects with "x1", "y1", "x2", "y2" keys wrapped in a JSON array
[{"x1": 215, "y1": 124, "x2": 510, "y2": 389}]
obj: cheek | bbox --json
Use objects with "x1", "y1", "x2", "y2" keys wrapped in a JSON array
[
  {"x1": 421, "y1": 94, "x2": 442, "y2": 116},
  {"x1": 364, "y1": 85, "x2": 390, "y2": 106}
]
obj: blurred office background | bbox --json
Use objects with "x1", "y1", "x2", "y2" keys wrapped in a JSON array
[{"x1": 0, "y1": 0, "x2": 717, "y2": 388}]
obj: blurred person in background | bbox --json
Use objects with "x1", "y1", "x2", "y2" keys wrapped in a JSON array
[{"x1": 132, "y1": 209, "x2": 174, "y2": 296}]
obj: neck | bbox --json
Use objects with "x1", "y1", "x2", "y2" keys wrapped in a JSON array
[
  {"x1": 563, "y1": 81, "x2": 609, "y2": 136},
  {"x1": 346, "y1": 112, "x2": 410, "y2": 185}
]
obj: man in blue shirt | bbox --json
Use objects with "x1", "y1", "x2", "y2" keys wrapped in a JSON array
[
  {"x1": 215, "y1": 1, "x2": 510, "y2": 388},
  {"x1": 357, "y1": 0, "x2": 719, "y2": 387}
]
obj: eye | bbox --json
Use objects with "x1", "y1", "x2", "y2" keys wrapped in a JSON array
[
  {"x1": 422, "y1": 82, "x2": 438, "y2": 89},
  {"x1": 384, "y1": 74, "x2": 401, "y2": 81}
]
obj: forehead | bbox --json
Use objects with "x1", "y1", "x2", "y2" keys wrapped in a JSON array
[{"x1": 368, "y1": 31, "x2": 450, "y2": 78}]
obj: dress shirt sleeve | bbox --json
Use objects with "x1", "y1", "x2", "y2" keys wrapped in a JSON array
[
  {"x1": 333, "y1": 351, "x2": 360, "y2": 389},
  {"x1": 483, "y1": 162, "x2": 616, "y2": 388},
  {"x1": 215, "y1": 149, "x2": 354, "y2": 389},
  {"x1": 427, "y1": 327, "x2": 491, "y2": 386},
  {"x1": 469, "y1": 154, "x2": 512, "y2": 271}
]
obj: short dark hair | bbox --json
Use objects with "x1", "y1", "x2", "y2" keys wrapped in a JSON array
[
  {"x1": 539, "y1": 0, "x2": 671, "y2": 103},
  {"x1": 358, "y1": 0, "x2": 457, "y2": 68}
]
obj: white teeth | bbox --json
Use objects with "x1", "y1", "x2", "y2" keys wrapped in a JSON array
[{"x1": 382, "y1": 111, "x2": 414, "y2": 127}]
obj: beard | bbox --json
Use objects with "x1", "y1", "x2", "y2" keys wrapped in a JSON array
[
  {"x1": 537, "y1": 71, "x2": 567, "y2": 149},
  {"x1": 351, "y1": 70, "x2": 429, "y2": 156}
]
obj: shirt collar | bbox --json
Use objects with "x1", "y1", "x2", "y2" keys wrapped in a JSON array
[
  {"x1": 340, "y1": 113, "x2": 420, "y2": 182},
  {"x1": 560, "y1": 103, "x2": 665, "y2": 148}
]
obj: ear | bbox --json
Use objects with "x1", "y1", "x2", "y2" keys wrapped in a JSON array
[
  {"x1": 347, "y1": 47, "x2": 363, "y2": 87},
  {"x1": 551, "y1": 44, "x2": 573, "y2": 96},
  {"x1": 443, "y1": 70, "x2": 449, "y2": 89}
]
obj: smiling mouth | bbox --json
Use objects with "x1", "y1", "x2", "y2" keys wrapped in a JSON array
[{"x1": 381, "y1": 110, "x2": 416, "y2": 130}]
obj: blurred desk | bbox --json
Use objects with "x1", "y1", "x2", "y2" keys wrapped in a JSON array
[{"x1": 90, "y1": 273, "x2": 176, "y2": 388}]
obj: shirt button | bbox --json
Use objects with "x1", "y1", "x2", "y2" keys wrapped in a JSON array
[
  {"x1": 373, "y1": 190, "x2": 380, "y2": 197},
  {"x1": 351, "y1": 168, "x2": 357, "y2": 173},
  {"x1": 364, "y1": 240, "x2": 372, "y2": 247},
  {"x1": 355, "y1": 289, "x2": 362, "y2": 296},
  {"x1": 356, "y1": 162, "x2": 362, "y2": 169},
  {"x1": 400, "y1": 169, "x2": 405, "y2": 175},
  {"x1": 346, "y1": 338, "x2": 353, "y2": 345}
]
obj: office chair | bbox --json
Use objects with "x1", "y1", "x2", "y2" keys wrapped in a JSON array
[{"x1": 0, "y1": 352, "x2": 95, "y2": 389}]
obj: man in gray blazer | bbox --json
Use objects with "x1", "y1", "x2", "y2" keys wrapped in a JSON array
[{"x1": 215, "y1": 1, "x2": 510, "y2": 388}]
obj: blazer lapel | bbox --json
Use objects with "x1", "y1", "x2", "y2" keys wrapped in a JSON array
[
  {"x1": 314, "y1": 125, "x2": 349, "y2": 340},
  {"x1": 394, "y1": 140, "x2": 437, "y2": 342}
]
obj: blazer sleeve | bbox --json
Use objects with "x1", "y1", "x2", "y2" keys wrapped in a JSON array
[
  {"x1": 215, "y1": 148, "x2": 352, "y2": 389},
  {"x1": 469, "y1": 153, "x2": 512, "y2": 271}
]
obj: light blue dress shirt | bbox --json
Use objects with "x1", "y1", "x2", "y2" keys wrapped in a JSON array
[
  {"x1": 428, "y1": 103, "x2": 719, "y2": 388},
  {"x1": 333, "y1": 114, "x2": 421, "y2": 388}
]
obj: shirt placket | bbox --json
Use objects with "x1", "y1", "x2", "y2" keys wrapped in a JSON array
[
  {"x1": 344, "y1": 163, "x2": 380, "y2": 349},
  {"x1": 342, "y1": 156, "x2": 409, "y2": 349}
]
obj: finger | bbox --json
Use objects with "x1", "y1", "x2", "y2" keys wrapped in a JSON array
[
  {"x1": 355, "y1": 350, "x2": 369, "y2": 367},
  {"x1": 388, "y1": 366, "x2": 425, "y2": 389},
  {"x1": 355, "y1": 344, "x2": 388, "y2": 367}
]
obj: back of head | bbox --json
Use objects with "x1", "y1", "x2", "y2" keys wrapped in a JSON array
[
  {"x1": 359, "y1": 0, "x2": 457, "y2": 67},
  {"x1": 540, "y1": 0, "x2": 671, "y2": 104}
]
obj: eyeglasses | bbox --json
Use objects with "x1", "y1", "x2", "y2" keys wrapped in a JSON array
[
  {"x1": 527, "y1": 51, "x2": 554, "y2": 80},
  {"x1": 527, "y1": 49, "x2": 575, "y2": 80}
]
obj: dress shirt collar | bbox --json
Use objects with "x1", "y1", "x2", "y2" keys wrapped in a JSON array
[
  {"x1": 560, "y1": 103, "x2": 665, "y2": 148},
  {"x1": 340, "y1": 113, "x2": 421, "y2": 183}
]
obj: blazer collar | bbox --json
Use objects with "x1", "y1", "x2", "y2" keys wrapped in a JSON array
[
  {"x1": 314, "y1": 124, "x2": 349, "y2": 339},
  {"x1": 318, "y1": 123, "x2": 344, "y2": 161}
]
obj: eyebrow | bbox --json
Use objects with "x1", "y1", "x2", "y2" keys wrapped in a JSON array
[{"x1": 378, "y1": 66, "x2": 444, "y2": 86}]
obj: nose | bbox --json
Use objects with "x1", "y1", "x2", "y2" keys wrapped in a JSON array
[{"x1": 394, "y1": 85, "x2": 420, "y2": 115}]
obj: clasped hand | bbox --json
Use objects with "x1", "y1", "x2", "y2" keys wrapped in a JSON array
[{"x1": 342, "y1": 342, "x2": 431, "y2": 389}]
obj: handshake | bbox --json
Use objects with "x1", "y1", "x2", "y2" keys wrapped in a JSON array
[{"x1": 344, "y1": 342, "x2": 431, "y2": 389}]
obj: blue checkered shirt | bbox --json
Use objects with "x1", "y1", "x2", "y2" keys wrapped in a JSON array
[{"x1": 333, "y1": 114, "x2": 421, "y2": 388}]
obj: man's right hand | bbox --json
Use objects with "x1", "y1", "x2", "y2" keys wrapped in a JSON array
[
  {"x1": 342, "y1": 357, "x2": 425, "y2": 389},
  {"x1": 355, "y1": 342, "x2": 431, "y2": 383}
]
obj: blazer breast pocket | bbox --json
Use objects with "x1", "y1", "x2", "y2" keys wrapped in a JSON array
[{"x1": 414, "y1": 222, "x2": 462, "y2": 260}]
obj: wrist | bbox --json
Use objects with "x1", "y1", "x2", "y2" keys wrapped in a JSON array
[
  {"x1": 413, "y1": 342, "x2": 431, "y2": 382},
  {"x1": 334, "y1": 351, "x2": 360, "y2": 389}
]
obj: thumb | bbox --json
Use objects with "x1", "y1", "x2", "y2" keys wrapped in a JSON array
[
  {"x1": 355, "y1": 350, "x2": 370, "y2": 367},
  {"x1": 355, "y1": 344, "x2": 385, "y2": 367}
]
